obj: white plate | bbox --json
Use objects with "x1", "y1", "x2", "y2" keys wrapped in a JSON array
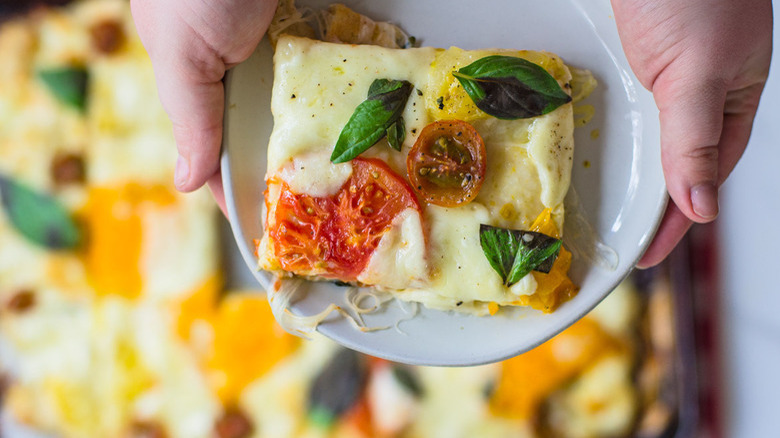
[{"x1": 221, "y1": 0, "x2": 665, "y2": 366}]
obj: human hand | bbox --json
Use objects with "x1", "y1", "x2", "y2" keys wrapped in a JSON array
[
  {"x1": 611, "y1": 0, "x2": 772, "y2": 267},
  {"x1": 130, "y1": 0, "x2": 278, "y2": 214}
]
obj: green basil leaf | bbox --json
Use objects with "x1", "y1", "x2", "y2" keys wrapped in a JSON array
[
  {"x1": 330, "y1": 79, "x2": 413, "y2": 163},
  {"x1": 38, "y1": 67, "x2": 89, "y2": 111},
  {"x1": 479, "y1": 224, "x2": 521, "y2": 284},
  {"x1": 479, "y1": 224, "x2": 561, "y2": 286},
  {"x1": 368, "y1": 78, "x2": 406, "y2": 97},
  {"x1": 386, "y1": 117, "x2": 405, "y2": 151},
  {"x1": 506, "y1": 230, "x2": 562, "y2": 285},
  {"x1": 453, "y1": 55, "x2": 571, "y2": 119},
  {"x1": 0, "y1": 175, "x2": 81, "y2": 249}
]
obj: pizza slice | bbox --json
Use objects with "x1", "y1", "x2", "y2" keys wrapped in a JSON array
[{"x1": 257, "y1": 23, "x2": 580, "y2": 315}]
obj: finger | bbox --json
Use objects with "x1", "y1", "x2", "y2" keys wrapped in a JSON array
[
  {"x1": 654, "y1": 70, "x2": 727, "y2": 224},
  {"x1": 207, "y1": 170, "x2": 228, "y2": 218},
  {"x1": 153, "y1": 39, "x2": 225, "y2": 193},
  {"x1": 168, "y1": 79, "x2": 225, "y2": 193},
  {"x1": 637, "y1": 200, "x2": 692, "y2": 269},
  {"x1": 716, "y1": 83, "x2": 765, "y2": 184},
  {"x1": 131, "y1": 0, "x2": 226, "y2": 193}
]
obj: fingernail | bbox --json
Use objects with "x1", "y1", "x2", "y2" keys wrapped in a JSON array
[
  {"x1": 175, "y1": 156, "x2": 190, "y2": 189},
  {"x1": 691, "y1": 183, "x2": 718, "y2": 219}
]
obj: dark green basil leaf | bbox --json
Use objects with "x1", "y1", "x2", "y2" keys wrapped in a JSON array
[
  {"x1": 308, "y1": 348, "x2": 367, "y2": 428},
  {"x1": 479, "y1": 224, "x2": 561, "y2": 286},
  {"x1": 392, "y1": 365, "x2": 423, "y2": 397},
  {"x1": 506, "y1": 230, "x2": 562, "y2": 285},
  {"x1": 0, "y1": 175, "x2": 81, "y2": 249},
  {"x1": 386, "y1": 117, "x2": 405, "y2": 151},
  {"x1": 38, "y1": 67, "x2": 89, "y2": 111},
  {"x1": 368, "y1": 78, "x2": 406, "y2": 97},
  {"x1": 330, "y1": 79, "x2": 413, "y2": 163},
  {"x1": 453, "y1": 55, "x2": 571, "y2": 119}
]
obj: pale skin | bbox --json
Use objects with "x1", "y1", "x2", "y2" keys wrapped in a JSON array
[{"x1": 131, "y1": 0, "x2": 772, "y2": 268}]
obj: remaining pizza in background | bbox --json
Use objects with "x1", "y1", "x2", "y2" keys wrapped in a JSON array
[
  {"x1": 0, "y1": 0, "x2": 221, "y2": 435},
  {"x1": 258, "y1": 33, "x2": 578, "y2": 315}
]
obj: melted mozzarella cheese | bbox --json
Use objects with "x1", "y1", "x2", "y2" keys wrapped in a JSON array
[
  {"x1": 397, "y1": 204, "x2": 536, "y2": 313},
  {"x1": 269, "y1": 36, "x2": 435, "y2": 176},
  {"x1": 410, "y1": 365, "x2": 530, "y2": 438},
  {"x1": 358, "y1": 208, "x2": 426, "y2": 290},
  {"x1": 0, "y1": 293, "x2": 219, "y2": 438},
  {"x1": 279, "y1": 151, "x2": 352, "y2": 197}
]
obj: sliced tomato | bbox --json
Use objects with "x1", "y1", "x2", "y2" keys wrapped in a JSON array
[
  {"x1": 267, "y1": 158, "x2": 420, "y2": 280},
  {"x1": 407, "y1": 120, "x2": 486, "y2": 207}
]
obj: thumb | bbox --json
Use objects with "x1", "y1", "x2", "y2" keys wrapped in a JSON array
[
  {"x1": 653, "y1": 70, "x2": 727, "y2": 223},
  {"x1": 131, "y1": 0, "x2": 226, "y2": 193}
]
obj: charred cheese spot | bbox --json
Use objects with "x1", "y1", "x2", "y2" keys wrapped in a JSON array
[
  {"x1": 50, "y1": 151, "x2": 86, "y2": 185},
  {"x1": 5, "y1": 289, "x2": 36, "y2": 313},
  {"x1": 90, "y1": 19, "x2": 125, "y2": 55},
  {"x1": 214, "y1": 407, "x2": 254, "y2": 438}
]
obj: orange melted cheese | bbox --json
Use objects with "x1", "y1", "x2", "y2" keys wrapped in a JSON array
[
  {"x1": 83, "y1": 184, "x2": 176, "y2": 299},
  {"x1": 489, "y1": 318, "x2": 622, "y2": 420},
  {"x1": 175, "y1": 287, "x2": 300, "y2": 404},
  {"x1": 208, "y1": 296, "x2": 300, "y2": 403},
  {"x1": 517, "y1": 208, "x2": 578, "y2": 313}
]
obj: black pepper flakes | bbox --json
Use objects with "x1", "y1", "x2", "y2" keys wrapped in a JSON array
[
  {"x1": 291, "y1": 94, "x2": 296, "y2": 99},
  {"x1": 436, "y1": 96, "x2": 444, "y2": 110}
]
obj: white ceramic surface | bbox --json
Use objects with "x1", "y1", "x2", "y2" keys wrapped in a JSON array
[{"x1": 221, "y1": 0, "x2": 665, "y2": 366}]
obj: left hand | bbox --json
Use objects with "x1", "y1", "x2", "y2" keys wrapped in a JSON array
[{"x1": 611, "y1": 0, "x2": 773, "y2": 267}]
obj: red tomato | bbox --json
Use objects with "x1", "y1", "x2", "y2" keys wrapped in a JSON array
[
  {"x1": 407, "y1": 120, "x2": 486, "y2": 207},
  {"x1": 267, "y1": 158, "x2": 420, "y2": 280}
]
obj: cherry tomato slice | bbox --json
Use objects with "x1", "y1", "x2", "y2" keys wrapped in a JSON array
[
  {"x1": 407, "y1": 120, "x2": 486, "y2": 207},
  {"x1": 267, "y1": 157, "x2": 421, "y2": 280}
]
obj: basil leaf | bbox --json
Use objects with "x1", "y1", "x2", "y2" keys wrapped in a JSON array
[
  {"x1": 479, "y1": 224, "x2": 561, "y2": 286},
  {"x1": 386, "y1": 117, "x2": 405, "y2": 151},
  {"x1": 453, "y1": 55, "x2": 571, "y2": 119},
  {"x1": 0, "y1": 175, "x2": 81, "y2": 249},
  {"x1": 330, "y1": 79, "x2": 413, "y2": 163},
  {"x1": 506, "y1": 230, "x2": 562, "y2": 285},
  {"x1": 38, "y1": 67, "x2": 89, "y2": 111},
  {"x1": 392, "y1": 365, "x2": 424, "y2": 397},
  {"x1": 308, "y1": 348, "x2": 367, "y2": 428},
  {"x1": 368, "y1": 78, "x2": 405, "y2": 97}
]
